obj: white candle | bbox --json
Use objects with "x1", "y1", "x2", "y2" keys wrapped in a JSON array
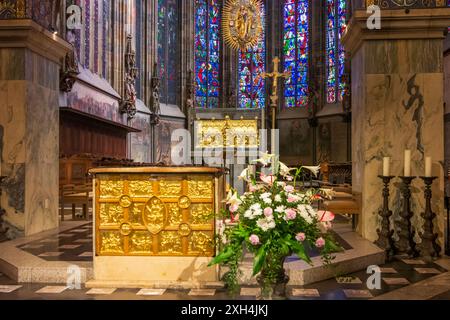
[
  {"x1": 425, "y1": 157, "x2": 432, "y2": 177},
  {"x1": 383, "y1": 157, "x2": 390, "y2": 177},
  {"x1": 404, "y1": 150, "x2": 411, "y2": 177}
]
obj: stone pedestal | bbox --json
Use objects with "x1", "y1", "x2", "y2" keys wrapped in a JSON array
[
  {"x1": 342, "y1": 9, "x2": 450, "y2": 250},
  {"x1": 0, "y1": 20, "x2": 71, "y2": 237}
]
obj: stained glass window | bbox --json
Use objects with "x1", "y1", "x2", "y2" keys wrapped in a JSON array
[
  {"x1": 158, "y1": 0, "x2": 179, "y2": 105},
  {"x1": 195, "y1": 0, "x2": 221, "y2": 108},
  {"x1": 283, "y1": 0, "x2": 310, "y2": 108},
  {"x1": 326, "y1": 0, "x2": 347, "y2": 104},
  {"x1": 237, "y1": 4, "x2": 266, "y2": 109}
]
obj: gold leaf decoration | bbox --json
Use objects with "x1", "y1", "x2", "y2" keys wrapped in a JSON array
[{"x1": 223, "y1": 0, "x2": 264, "y2": 51}]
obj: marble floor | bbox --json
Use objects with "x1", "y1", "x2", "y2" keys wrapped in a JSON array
[
  {"x1": 0, "y1": 256, "x2": 448, "y2": 300},
  {"x1": 17, "y1": 223, "x2": 93, "y2": 262},
  {"x1": 1, "y1": 216, "x2": 449, "y2": 300}
]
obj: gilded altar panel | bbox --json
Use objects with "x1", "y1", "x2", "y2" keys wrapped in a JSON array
[
  {"x1": 196, "y1": 118, "x2": 259, "y2": 148},
  {"x1": 93, "y1": 171, "x2": 220, "y2": 257}
]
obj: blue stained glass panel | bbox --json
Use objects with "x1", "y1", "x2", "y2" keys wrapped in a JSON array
[
  {"x1": 237, "y1": 3, "x2": 266, "y2": 109},
  {"x1": 195, "y1": 0, "x2": 221, "y2": 108},
  {"x1": 283, "y1": 0, "x2": 309, "y2": 108}
]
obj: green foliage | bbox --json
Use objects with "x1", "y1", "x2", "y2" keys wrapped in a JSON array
[{"x1": 210, "y1": 157, "x2": 340, "y2": 296}]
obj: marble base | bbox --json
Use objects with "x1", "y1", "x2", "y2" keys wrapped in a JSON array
[
  {"x1": 0, "y1": 221, "x2": 92, "y2": 284},
  {"x1": 85, "y1": 280, "x2": 224, "y2": 290},
  {"x1": 223, "y1": 223, "x2": 385, "y2": 286},
  {"x1": 92, "y1": 256, "x2": 219, "y2": 286}
]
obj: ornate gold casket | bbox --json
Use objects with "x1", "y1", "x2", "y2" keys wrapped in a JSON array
[{"x1": 87, "y1": 167, "x2": 225, "y2": 287}]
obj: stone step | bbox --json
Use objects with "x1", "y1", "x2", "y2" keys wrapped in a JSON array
[{"x1": 220, "y1": 224, "x2": 385, "y2": 286}]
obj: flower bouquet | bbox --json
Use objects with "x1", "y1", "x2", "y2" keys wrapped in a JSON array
[{"x1": 209, "y1": 153, "x2": 342, "y2": 299}]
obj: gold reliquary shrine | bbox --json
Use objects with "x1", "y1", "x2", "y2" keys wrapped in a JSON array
[
  {"x1": 196, "y1": 117, "x2": 259, "y2": 149},
  {"x1": 90, "y1": 167, "x2": 226, "y2": 258}
]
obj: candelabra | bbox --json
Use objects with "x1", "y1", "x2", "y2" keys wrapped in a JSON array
[
  {"x1": 395, "y1": 176, "x2": 418, "y2": 257},
  {"x1": 375, "y1": 176, "x2": 395, "y2": 261},
  {"x1": 418, "y1": 177, "x2": 441, "y2": 260}
]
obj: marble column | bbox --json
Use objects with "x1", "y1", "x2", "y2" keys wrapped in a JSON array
[
  {"x1": 0, "y1": 19, "x2": 71, "y2": 237},
  {"x1": 342, "y1": 8, "x2": 450, "y2": 251}
]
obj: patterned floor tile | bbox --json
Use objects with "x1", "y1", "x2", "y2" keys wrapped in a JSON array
[
  {"x1": 71, "y1": 230, "x2": 88, "y2": 233},
  {"x1": 78, "y1": 252, "x2": 93, "y2": 257},
  {"x1": 36, "y1": 286, "x2": 68, "y2": 294},
  {"x1": 291, "y1": 289, "x2": 320, "y2": 297},
  {"x1": 86, "y1": 288, "x2": 117, "y2": 295},
  {"x1": 380, "y1": 268, "x2": 398, "y2": 274},
  {"x1": 38, "y1": 252, "x2": 64, "y2": 257},
  {"x1": 188, "y1": 289, "x2": 216, "y2": 296},
  {"x1": 402, "y1": 259, "x2": 427, "y2": 265},
  {"x1": 39, "y1": 239, "x2": 58, "y2": 244},
  {"x1": 58, "y1": 234, "x2": 75, "y2": 238},
  {"x1": 74, "y1": 239, "x2": 92, "y2": 244},
  {"x1": 136, "y1": 289, "x2": 166, "y2": 296},
  {"x1": 59, "y1": 245, "x2": 81, "y2": 250},
  {"x1": 0, "y1": 285, "x2": 22, "y2": 293},
  {"x1": 240, "y1": 288, "x2": 261, "y2": 296},
  {"x1": 414, "y1": 268, "x2": 442, "y2": 274},
  {"x1": 21, "y1": 244, "x2": 44, "y2": 250},
  {"x1": 383, "y1": 278, "x2": 410, "y2": 285},
  {"x1": 336, "y1": 276, "x2": 362, "y2": 284},
  {"x1": 343, "y1": 290, "x2": 373, "y2": 299}
]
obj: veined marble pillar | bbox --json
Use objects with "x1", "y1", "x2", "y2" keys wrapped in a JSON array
[
  {"x1": 0, "y1": 20, "x2": 71, "y2": 237},
  {"x1": 342, "y1": 8, "x2": 450, "y2": 250}
]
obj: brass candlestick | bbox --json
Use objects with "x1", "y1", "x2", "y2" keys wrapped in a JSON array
[
  {"x1": 418, "y1": 177, "x2": 441, "y2": 260},
  {"x1": 375, "y1": 176, "x2": 395, "y2": 261},
  {"x1": 396, "y1": 176, "x2": 418, "y2": 257}
]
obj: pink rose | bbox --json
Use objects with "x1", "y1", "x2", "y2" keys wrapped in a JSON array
[
  {"x1": 315, "y1": 237, "x2": 326, "y2": 248},
  {"x1": 264, "y1": 207, "x2": 273, "y2": 218},
  {"x1": 249, "y1": 235, "x2": 260, "y2": 246},
  {"x1": 260, "y1": 173, "x2": 276, "y2": 185},
  {"x1": 285, "y1": 185, "x2": 295, "y2": 193},
  {"x1": 287, "y1": 196, "x2": 297, "y2": 203},
  {"x1": 229, "y1": 204, "x2": 239, "y2": 213},
  {"x1": 296, "y1": 233, "x2": 306, "y2": 242},
  {"x1": 284, "y1": 208, "x2": 297, "y2": 221}
]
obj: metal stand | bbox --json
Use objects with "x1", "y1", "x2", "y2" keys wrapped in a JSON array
[
  {"x1": 396, "y1": 176, "x2": 418, "y2": 257},
  {"x1": 375, "y1": 176, "x2": 395, "y2": 261},
  {"x1": 418, "y1": 177, "x2": 441, "y2": 260}
]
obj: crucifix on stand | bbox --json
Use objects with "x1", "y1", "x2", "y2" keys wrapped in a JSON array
[{"x1": 258, "y1": 56, "x2": 290, "y2": 154}]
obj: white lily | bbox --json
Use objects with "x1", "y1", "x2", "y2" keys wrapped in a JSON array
[
  {"x1": 302, "y1": 165, "x2": 321, "y2": 178},
  {"x1": 279, "y1": 161, "x2": 295, "y2": 177},
  {"x1": 252, "y1": 152, "x2": 275, "y2": 166},
  {"x1": 319, "y1": 188, "x2": 335, "y2": 200},
  {"x1": 226, "y1": 190, "x2": 242, "y2": 207},
  {"x1": 238, "y1": 168, "x2": 250, "y2": 182}
]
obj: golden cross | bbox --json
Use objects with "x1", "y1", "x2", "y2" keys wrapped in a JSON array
[
  {"x1": 259, "y1": 56, "x2": 291, "y2": 106},
  {"x1": 257, "y1": 57, "x2": 291, "y2": 132}
]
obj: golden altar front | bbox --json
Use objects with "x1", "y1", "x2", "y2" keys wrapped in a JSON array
[{"x1": 87, "y1": 167, "x2": 226, "y2": 288}]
